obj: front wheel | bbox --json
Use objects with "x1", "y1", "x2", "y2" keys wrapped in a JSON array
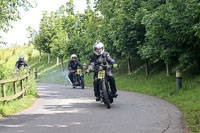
[
  {"x1": 102, "y1": 80, "x2": 110, "y2": 109},
  {"x1": 80, "y1": 77, "x2": 84, "y2": 89}
]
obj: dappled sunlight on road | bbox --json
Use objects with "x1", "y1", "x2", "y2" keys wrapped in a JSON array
[{"x1": 43, "y1": 98, "x2": 95, "y2": 114}]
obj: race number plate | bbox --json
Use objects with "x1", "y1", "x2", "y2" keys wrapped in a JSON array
[
  {"x1": 77, "y1": 69, "x2": 81, "y2": 74},
  {"x1": 98, "y1": 71, "x2": 105, "y2": 79}
]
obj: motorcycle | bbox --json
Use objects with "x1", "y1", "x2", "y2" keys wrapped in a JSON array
[
  {"x1": 90, "y1": 60, "x2": 117, "y2": 109},
  {"x1": 71, "y1": 68, "x2": 85, "y2": 89}
]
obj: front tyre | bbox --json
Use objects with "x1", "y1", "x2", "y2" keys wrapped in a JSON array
[
  {"x1": 102, "y1": 80, "x2": 110, "y2": 109},
  {"x1": 80, "y1": 77, "x2": 84, "y2": 89}
]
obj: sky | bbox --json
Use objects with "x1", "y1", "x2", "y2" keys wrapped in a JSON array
[{"x1": 1, "y1": 0, "x2": 89, "y2": 46}]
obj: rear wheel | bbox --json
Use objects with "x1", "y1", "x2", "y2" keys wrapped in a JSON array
[{"x1": 102, "y1": 81, "x2": 110, "y2": 109}]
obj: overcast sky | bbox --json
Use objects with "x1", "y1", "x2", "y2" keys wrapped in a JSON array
[{"x1": 1, "y1": 0, "x2": 89, "y2": 46}]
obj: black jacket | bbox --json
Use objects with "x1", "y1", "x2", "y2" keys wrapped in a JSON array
[
  {"x1": 89, "y1": 52, "x2": 115, "y2": 70},
  {"x1": 15, "y1": 61, "x2": 29, "y2": 70},
  {"x1": 68, "y1": 60, "x2": 82, "y2": 71}
]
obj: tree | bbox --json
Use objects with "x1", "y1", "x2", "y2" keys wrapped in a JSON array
[
  {"x1": 0, "y1": 0, "x2": 35, "y2": 43},
  {"x1": 95, "y1": 0, "x2": 146, "y2": 74}
]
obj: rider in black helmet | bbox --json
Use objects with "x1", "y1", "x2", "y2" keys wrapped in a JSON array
[
  {"x1": 15, "y1": 55, "x2": 29, "y2": 73},
  {"x1": 88, "y1": 40, "x2": 118, "y2": 101}
]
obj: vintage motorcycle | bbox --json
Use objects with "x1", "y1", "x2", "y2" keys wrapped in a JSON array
[
  {"x1": 71, "y1": 68, "x2": 85, "y2": 89},
  {"x1": 90, "y1": 60, "x2": 118, "y2": 109}
]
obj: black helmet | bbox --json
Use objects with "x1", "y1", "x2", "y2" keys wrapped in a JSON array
[{"x1": 19, "y1": 55, "x2": 24, "y2": 61}]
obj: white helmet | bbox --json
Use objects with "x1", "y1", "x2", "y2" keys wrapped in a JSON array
[
  {"x1": 70, "y1": 54, "x2": 77, "y2": 59},
  {"x1": 93, "y1": 40, "x2": 104, "y2": 55}
]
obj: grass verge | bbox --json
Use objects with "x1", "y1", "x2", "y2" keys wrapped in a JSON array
[{"x1": 0, "y1": 96, "x2": 37, "y2": 117}]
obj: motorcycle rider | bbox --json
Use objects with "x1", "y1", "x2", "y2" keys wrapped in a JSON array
[
  {"x1": 15, "y1": 55, "x2": 29, "y2": 73},
  {"x1": 82, "y1": 63, "x2": 87, "y2": 71},
  {"x1": 88, "y1": 40, "x2": 118, "y2": 101},
  {"x1": 68, "y1": 54, "x2": 83, "y2": 87}
]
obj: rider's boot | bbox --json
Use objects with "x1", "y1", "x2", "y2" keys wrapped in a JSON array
[
  {"x1": 112, "y1": 93, "x2": 118, "y2": 98},
  {"x1": 72, "y1": 82, "x2": 76, "y2": 88},
  {"x1": 96, "y1": 97, "x2": 100, "y2": 101}
]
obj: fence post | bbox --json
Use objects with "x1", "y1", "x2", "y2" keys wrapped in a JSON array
[
  {"x1": 20, "y1": 80, "x2": 24, "y2": 98},
  {"x1": 2, "y1": 84, "x2": 6, "y2": 97},
  {"x1": 25, "y1": 76, "x2": 28, "y2": 95},
  {"x1": 13, "y1": 81, "x2": 17, "y2": 94},
  {"x1": 2, "y1": 84, "x2": 6, "y2": 104}
]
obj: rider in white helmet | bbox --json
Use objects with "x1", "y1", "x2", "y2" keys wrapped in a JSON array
[
  {"x1": 68, "y1": 54, "x2": 82, "y2": 86},
  {"x1": 93, "y1": 40, "x2": 104, "y2": 55},
  {"x1": 88, "y1": 40, "x2": 118, "y2": 101}
]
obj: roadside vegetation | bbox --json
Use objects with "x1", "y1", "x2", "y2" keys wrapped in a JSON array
[{"x1": 0, "y1": 45, "x2": 37, "y2": 118}]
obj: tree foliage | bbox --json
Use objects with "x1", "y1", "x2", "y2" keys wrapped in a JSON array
[
  {"x1": 0, "y1": 0, "x2": 35, "y2": 43},
  {"x1": 29, "y1": 0, "x2": 200, "y2": 71}
]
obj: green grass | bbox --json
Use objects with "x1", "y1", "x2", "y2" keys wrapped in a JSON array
[
  {"x1": 29, "y1": 54, "x2": 70, "y2": 85},
  {"x1": 0, "y1": 45, "x2": 38, "y2": 117},
  {"x1": 0, "y1": 96, "x2": 37, "y2": 117}
]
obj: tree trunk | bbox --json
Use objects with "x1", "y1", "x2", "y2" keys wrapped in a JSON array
[
  {"x1": 127, "y1": 58, "x2": 131, "y2": 74},
  {"x1": 39, "y1": 50, "x2": 41, "y2": 62},
  {"x1": 61, "y1": 57, "x2": 64, "y2": 71},
  {"x1": 145, "y1": 59, "x2": 149, "y2": 77},
  {"x1": 166, "y1": 63, "x2": 170, "y2": 77},
  {"x1": 48, "y1": 53, "x2": 50, "y2": 64},
  {"x1": 57, "y1": 57, "x2": 59, "y2": 65}
]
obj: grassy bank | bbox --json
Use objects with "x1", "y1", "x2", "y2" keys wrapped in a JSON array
[{"x1": 0, "y1": 45, "x2": 37, "y2": 118}]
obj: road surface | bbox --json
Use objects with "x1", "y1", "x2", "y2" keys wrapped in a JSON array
[{"x1": 0, "y1": 83, "x2": 184, "y2": 133}]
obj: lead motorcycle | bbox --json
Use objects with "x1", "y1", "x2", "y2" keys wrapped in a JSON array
[{"x1": 90, "y1": 60, "x2": 118, "y2": 109}]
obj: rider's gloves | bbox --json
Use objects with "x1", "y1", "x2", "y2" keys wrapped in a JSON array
[{"x1": 113, "y1": 64, "x2": 118, "y2": 69}]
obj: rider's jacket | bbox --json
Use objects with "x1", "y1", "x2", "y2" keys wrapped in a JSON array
[
  {"x1": 89, "y1": 52, "x2": 115, "y2": 71},
  {"x1": 15, "y1": 60, "x2": 29, "y2": 70},
  {"x1": 68, "y1": 60, "x2": 82, "y2": 71}
]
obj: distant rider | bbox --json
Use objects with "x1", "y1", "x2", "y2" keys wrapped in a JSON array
[
  {"x1": 15, "y1": 55, "x2": 29, "y2": 73},
  {"x1": 68, "y1": 54, "x2": 83, "y2": 87},
  {"x1": 88, "y1": 40, "x2": 118, "y2": 101}
]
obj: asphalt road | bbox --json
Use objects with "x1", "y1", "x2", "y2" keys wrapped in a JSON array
[{"x1": 0, "y1": 83, "x2": 184, "y2": 133}]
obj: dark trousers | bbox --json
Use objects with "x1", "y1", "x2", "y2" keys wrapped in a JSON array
[
  {"x1": 93, "y1": 69, "x2": 117, "y2": 97},
  {"x1": 68, "y1": 72, "x2": 74, "y2": 85}
]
